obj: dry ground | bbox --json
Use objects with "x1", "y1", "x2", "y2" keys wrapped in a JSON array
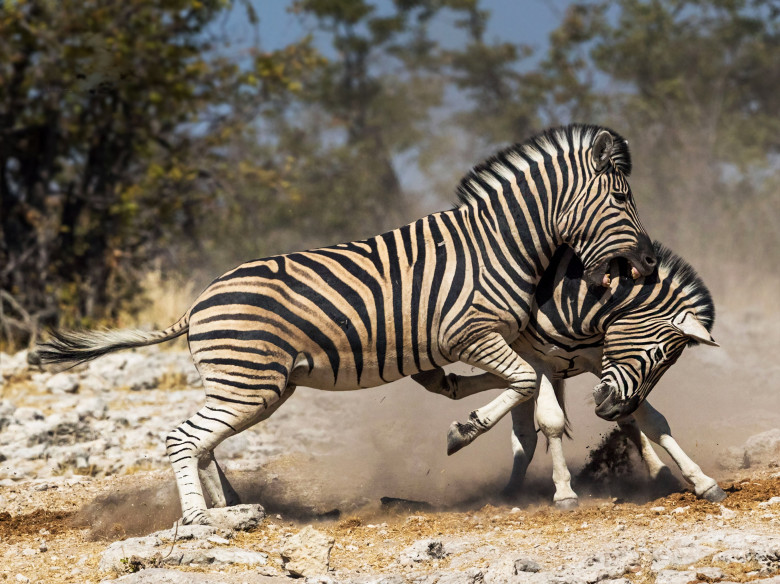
[{"x1": 1, "y1": 462, "x2": 779, "y2": 583}]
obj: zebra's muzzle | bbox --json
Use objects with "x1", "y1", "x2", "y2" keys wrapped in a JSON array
[{"x1": 593, "y1": 381, "x2": 640, "y2": 421}]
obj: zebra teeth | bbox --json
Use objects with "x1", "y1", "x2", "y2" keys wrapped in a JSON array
[
  {"x1": 602, "y1": 274, "x2": 611, "y2": 287},
  {"x1": 631, "y1": 266, "x2": 641, "y2": 280}
]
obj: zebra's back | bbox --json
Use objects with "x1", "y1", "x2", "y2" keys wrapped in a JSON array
[{"x1": 187, "y1": 212, "x2": 491, "y2": 391}]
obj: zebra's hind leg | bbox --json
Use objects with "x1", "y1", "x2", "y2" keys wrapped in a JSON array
[
  {"x1": 199, "y1": 452, "x2": 241, "y2": 508},
  {"x1": 501, "y1": 400, "x2": 537, "y2": 501},
  {"x1": 197, "y1": 386, "x2": 298, "y2": 509},
  {"x1": 166, "y1": 377, "x2": 289, "y2": 525}
]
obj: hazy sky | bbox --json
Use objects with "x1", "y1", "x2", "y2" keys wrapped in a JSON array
[{"x1": 221, "y1": 1, "x2": 569, "y2": 57}]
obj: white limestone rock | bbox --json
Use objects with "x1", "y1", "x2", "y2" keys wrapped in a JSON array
[
  {"x1": 1, "y1": 350, "x2": 28, "y2": 378},
  {"x1": 280, "y1": 525, "x2": 335, "y2": 578},
  {"x1": 399, "y1": 539, "x2": 448, "y2": 567},
  {"x1": 720, "y1": 428, "x2": 780, "y2": 469},
  {"x1": 45, "y1": 372, "x2": 80, "y2": 394}
]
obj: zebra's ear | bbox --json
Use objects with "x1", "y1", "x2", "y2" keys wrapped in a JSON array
[
  {"x1": 672, "y1": 311, "x2": 719, "y2": 346},
  {"x1": 592, "y1": 130, "x2": 614, "y2": 171}
]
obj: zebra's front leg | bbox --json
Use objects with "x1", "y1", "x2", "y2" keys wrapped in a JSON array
[
  {"x1": 411, "y1": 367, "x2": 505, "y2": 400},
  {"x1": 632, "y1": 400, "x2": 726, "y2": 502},
  {"x1": 535, "y1": 374, "x2": 577, "y2": 509},
  {"x1": 447, "y1": 334, "x2": 540, "y2": 455},
  {"x1": 618, "y1": 415, "x2": 672, "y2": 481}
]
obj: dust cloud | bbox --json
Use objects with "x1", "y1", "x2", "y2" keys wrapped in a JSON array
[
  {"x1": 74, "y1": 299, "x2": 779, "y2": 540},
  {"x1": 75, "y1": 306, "x2": 779, "y2": 540}
]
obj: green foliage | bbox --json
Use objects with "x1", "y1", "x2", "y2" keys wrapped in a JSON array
[{"x1": 0, "y1": 0, "x2": 321, "y2": 345}]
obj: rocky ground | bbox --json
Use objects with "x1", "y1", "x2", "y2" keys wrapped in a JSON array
[{"x1": 0, "y1": 309, "x2": 779, "y2": 583}]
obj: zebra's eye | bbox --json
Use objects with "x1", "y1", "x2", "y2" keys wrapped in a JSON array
[
  {"x1": 653, "y1": 347, "x2": 664, "y2": 362},
  {"x1": 612, "y1": 191, "x2": 627, "y2": 203}
]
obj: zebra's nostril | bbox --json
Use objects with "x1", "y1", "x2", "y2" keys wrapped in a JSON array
[
  {"x1": 644, "y1": 255, "x2": 656, "y2": 267},
  {"x1": 593, "y1": 382, "x2": 615, "y2": 406}
]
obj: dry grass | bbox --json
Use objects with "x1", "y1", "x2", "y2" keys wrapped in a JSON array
[{"x1": 116, "y1": 267, "x2": 197, "y2": 351}]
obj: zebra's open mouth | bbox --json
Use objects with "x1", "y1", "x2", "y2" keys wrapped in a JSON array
[{"x1": 590, "y1": 257, "x2": 644, "y2": 288}]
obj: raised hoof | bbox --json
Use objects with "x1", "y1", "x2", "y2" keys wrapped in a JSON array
[
  {"x1": 554, "y1": 498, "x2": 579, "y2": 511},
  {"x1": 701, "y1": 483, "x2": 727, "y2": 503},
  {"x1": 447, "y1": 421, "x2": 476, "y2": 456}
]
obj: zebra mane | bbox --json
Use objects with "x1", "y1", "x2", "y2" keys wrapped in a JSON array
[
  {"x1": 455, "y1": 124, "x2": 632, "y2": 207},
  {"x1": 653, "y1": 240, "x2": 716, "y2": 343}
]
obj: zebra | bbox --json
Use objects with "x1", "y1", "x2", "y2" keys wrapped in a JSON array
[
  {"x1": 412, "y1": 241, "x2": 724, "y2": 506},
  {"x1": 31, "y1": 124, "x2": 656, "y2": 525}
]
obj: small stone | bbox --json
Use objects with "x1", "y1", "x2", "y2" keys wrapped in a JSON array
[
  {"x1": 15, "y1": 575, "x2": 29, "y2": 583},
  {"x1": 203, "y1": 503, "x2": 265, "y2": 531},
  {"x1": 280, "y1": 525, "x2": 335, "y2": 578},
  {"x1": 514, "y1": 557, "x2": 541, "y2": 573},
  {"x1": 650, "y1": 506, "x2": 666, "y2": 513},
  {"x1": 758, "y1": 496, "x2": 780, "y2": 508},
  {"x1": 719, "y1": 505, "x2": 736, "y2": 519},
  {"x1": 45, "y1": 372, "x2": 79, "y2": 394},
  {"x1": 21, "y1": 549, "x2": 37, "y2": 556},
  {"x1": 13, "y1": 407, "x2": 44, "y2": 422},
  {"x1": 39, "y1": 541, "x2": 48, "y2": 553},
  {"x1": 75, "y1": 397, "x2": 107, "y2": 420}
]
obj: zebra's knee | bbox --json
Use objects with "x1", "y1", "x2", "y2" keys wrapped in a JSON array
[
  {"x1": 508, "y1": 381, "x2": 536, "y2": 401},
  {"x1": 166, "y1": 428, "x2": 202, "y2": 461},
  {"x1": 411, "y1": 368, "x2": 451, "y2": 396}
]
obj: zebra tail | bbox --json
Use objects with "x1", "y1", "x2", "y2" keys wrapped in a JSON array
[
  {"x1": 551, "y1": 378, "x2": 572, "y2": 440},
  {"x1": 30, "y1": 314, "x2": 189, "y2": 370}
]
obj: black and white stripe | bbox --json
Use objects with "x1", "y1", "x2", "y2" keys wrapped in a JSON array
[
  {"x1": 418, "y1": 241, "x2": 716, "y2": 454},
  {"x1": 33, "y1": 124, "x2": 654, "y2": 524}
]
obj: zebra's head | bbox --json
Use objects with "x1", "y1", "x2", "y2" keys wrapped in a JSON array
[
  {"x1": 557, "y1": 126, "x2": 656, "y2": 288},
  {"x1": 592, "y1": 244, "x2": 718, "y2": 421}
]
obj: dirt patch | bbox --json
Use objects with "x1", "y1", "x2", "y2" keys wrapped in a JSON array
[{"x1": 0, "y1": 509, "x2": 74, "y2": 539}]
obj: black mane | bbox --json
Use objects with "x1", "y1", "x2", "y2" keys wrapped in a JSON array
[
  {"x1": 455, "y1": 124, "x2": 632, "y2": 208},
  {"x1": 653, "y1": 241, "x2": 715, "y2": 340}
]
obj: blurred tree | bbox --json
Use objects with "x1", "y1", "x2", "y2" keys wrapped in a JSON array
[
  {"x1": 538, "y1": 0, "x2": 780, "y2": 288},
  {"x1": 0, "y1": 0, "x2": 321, "y2": 346},
  {"x1": 5, "y1": 0, "x2": 777, "y2": 348}
]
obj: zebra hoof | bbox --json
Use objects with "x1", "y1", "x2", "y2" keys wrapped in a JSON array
[
  {"x1": 701, "y1": 483, "x2": 727, "y2": 503},
  {"x1": 182, "y1": 510, "x2": 212, "y2": 526},
  {"x1": 554, "y1": 498, "x2": 579, "y2": 511},
  {"x1": 447, "y1": 421, "x2": 475, "y2": 456}
]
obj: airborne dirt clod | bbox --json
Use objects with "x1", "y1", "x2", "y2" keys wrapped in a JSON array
[{"x1": 1, "y1": 308, "x2": 779, "y2": 583}]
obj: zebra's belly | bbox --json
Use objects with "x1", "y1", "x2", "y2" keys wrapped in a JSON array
[
  {"x1": 288, "y1": 348, "x2": 442, "y2": 391},
  {"x1": 511, "y1": 334, "x2": 602, "y2": 379}
]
